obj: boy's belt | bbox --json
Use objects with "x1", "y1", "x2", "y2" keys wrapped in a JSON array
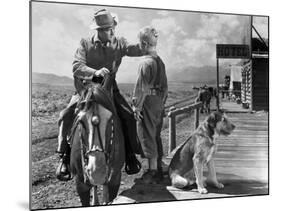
[{"x1": 149, "y1": 88, "x2": 162, "y2": 96}]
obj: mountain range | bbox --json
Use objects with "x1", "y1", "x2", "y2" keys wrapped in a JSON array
[
  {"x1": 32, "y1": 65, "x2": 230, "y2": 86},
  {"x1": 32, "y1": 72, "x2": 73, "y2": 86},
  {"x1": 167, "y1": 65, "x2": 230, "y2": 84}
]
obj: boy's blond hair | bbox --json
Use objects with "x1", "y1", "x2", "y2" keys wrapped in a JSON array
[{"x1": 138, "y1": 26, "x2": 158, "y2": 46}]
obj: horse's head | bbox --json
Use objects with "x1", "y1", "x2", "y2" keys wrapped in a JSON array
[{"x1": 76, "y1": 80, "x2": 117, "y2": 186}]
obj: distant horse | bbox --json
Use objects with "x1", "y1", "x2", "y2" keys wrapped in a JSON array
[
  {"x1": 195, "y1": 87, "x2": 212, "y2": 114},
  {"x1": 69, "y1": 74, "x2": 125, "y2": 206}
]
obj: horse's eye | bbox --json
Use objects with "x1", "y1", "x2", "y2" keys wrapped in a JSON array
[{"x1": 92, "y1": 115, "x2": 100, "y2": 125}]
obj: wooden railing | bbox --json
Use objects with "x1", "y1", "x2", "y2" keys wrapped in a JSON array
[{"x1": 166, "y1": 102, "x2": 202, "y2": 154}]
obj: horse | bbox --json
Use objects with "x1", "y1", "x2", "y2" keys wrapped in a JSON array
[
  {"x1": 195, "y1": 87, "x2": 212, "y2": 114},
  {"x1": 69, "y1": 74, "x2": 125, "y2": 206}
]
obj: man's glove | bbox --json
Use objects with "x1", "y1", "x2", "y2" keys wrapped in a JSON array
[{"x1": 94, "y1": 67, "x2": 110, "y2": 77}]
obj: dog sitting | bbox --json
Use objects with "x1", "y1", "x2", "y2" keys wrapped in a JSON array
[{"x1": 168, "y1": 111, "x2": 235, "y2": 194}]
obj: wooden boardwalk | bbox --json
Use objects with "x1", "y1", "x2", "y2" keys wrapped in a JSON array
[
  {"x1": 220, "y1": 99, "x2": 250, "y2": 113},
  {"x1": 113, "y1": 100, "x2": 269, "y2": 204}
]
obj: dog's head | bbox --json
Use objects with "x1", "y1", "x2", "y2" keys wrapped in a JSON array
[{"x1": 206, "y1": 111, "x2": 235, "y2": 136}]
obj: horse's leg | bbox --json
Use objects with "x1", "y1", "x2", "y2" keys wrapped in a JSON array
[
  {"x1": 102, "y1": 185, "x2": 109, "y2": 204},
  {"x1": 76, "y1": 177, "x2": 91, "y2": 206},
  {"x1": 90, "y1": 186, "x2": 99, "y2": 206},
  {"x1": 107, "y1": 172, "x2": 121, "y2": 203}
]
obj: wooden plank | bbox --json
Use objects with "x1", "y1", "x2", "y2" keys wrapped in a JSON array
[
  {"x1": 218, "y1": 142, "x2": 268, "y2": 146},
  {"x1": 232, "y1": 127, "x2": 268, "y2": 131},
  {"x1": 218, "y1": 136, "x2": 268, "y2": 140},
  {"x1": 231, "y1": 123, "x2": 268, "y2": 127},
  {"x1": 220, "y1": 133, "x2": 268, "y2": 136},
  {"x1": 215, "y1": 152, "x2": 268, "y2": 159},
  {"x1": 168, "y1": 102, "x2": 202, "y2": 117},
  {"x1": 219, "y1": 133, "x2": 268, "y2": 137},
  {"x1": 164, "y1": 94, "x2": 197, "y2": 110},
  {"x1": 214, "y1": 161, "x2": 267, "y2": 168},
  {"x1": 194, "y1": 107, "x2": 199, "y2": 129},
  {"x1": 217, "y1": 143, "x2": 268, "y2": 148},
  {"x1": 169, "y1": 115, "x2": 176, "y2": 153}
]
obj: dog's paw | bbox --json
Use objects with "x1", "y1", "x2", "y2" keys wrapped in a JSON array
[
  {"x1": 215, "y1": 182, "x2": 224, "y2": 189},
  {"x1": 198, "y1": 187, "x2": 208, "y2": 194}
]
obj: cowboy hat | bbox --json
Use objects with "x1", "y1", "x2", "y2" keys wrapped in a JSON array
[{"x1": 91, "y1": 9, "x2": 117, "y2": 30}]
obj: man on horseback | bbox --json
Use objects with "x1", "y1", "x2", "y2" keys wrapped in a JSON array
[
  {"x1": 56, "y1": 9, "x2": 142, "y2": 181},
  {"x1": 132, "y1": 26, "x2": 168, "y2": 184}
]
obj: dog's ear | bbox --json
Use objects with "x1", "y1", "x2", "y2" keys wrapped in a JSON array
[
  {"x1": 218, "y1": 109, "x2": 226, "y2": 115},
  {"x1": 207, "y1": 113, "x2": 216, "y2": 129},
  {"x1": 207, "y1": 111, "x2": 223, "y2": 128}
]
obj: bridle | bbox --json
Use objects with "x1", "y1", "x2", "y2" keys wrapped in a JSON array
[{"x1": 72, "y1": 91, "x2": 115, "y2": 184}]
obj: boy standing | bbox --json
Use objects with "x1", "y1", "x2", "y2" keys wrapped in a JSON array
[{"x1": 132, "y1": 26, "x2": 168, "y2": 184}]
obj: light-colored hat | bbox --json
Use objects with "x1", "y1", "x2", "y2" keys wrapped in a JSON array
[
  {"x1": 91, "y1": 9, "x2": 117, "y2": 30},
  {"x1": 138, "y1": 26, "x2": 159, "y2": 46}
]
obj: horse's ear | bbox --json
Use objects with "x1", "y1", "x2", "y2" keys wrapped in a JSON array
[
  {"x1": 102, "y1": 61, "x2": 117, "y2": 91},
  {"x1": 102, "y1": 74, "x2": 111, "y2": 91}
]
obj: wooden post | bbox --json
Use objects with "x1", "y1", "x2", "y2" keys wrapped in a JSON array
[
  {"x1": 168, "y1": 107, "x2": 176, "y2": 154},
  {"x1": 194, "y1": 107, "x2": 199, "y2": 129},
  {"x1": 216, "y1": 58, "x2": 220, "y2": 111},
  {"x1": 250, "y1": 15, "x2": 253, "y2": 111}
]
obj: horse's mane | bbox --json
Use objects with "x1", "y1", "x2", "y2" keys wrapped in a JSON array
[{"x1": 81, "y1": 84, "x2": 117, "y2": 116}]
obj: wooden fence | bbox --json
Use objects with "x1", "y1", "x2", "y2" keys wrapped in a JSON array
[{"x1": 166, "y1": 102, "x2": 202, "y2": 154}]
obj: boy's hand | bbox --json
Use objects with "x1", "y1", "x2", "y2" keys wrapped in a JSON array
[{"x1": 132, "y1": 106, "x2": 143, "y2": 121}]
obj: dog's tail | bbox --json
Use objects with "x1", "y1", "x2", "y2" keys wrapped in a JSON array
[{"x1": 169, "y1": 135, "x2": 192, "y2": 157}]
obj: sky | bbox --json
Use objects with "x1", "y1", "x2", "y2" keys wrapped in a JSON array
[{"x1": 31, "y1": 1, "x2": 268, "y2": 83}]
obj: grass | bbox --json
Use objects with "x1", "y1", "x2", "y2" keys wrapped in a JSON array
[{"x1": 32, "y1": 83, "x2": 74, "y2": 117}]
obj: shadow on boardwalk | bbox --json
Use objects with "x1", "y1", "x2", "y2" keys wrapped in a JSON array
[{"x1": 114, "y1": 172, "x2": 268, "y2": 204}]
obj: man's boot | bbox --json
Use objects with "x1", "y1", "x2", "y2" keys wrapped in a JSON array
[
  {"x1": 56, "y1": 144, "x2": 72, "y2": 181},
  {"x1": 124, "y1": 129, "x2": 142, "y2": 175},
  {"x1": 55, "y1": 102, "x2": 77, "y2": 181}
]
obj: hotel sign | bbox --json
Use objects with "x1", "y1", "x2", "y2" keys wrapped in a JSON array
[{"x1": 216, "y1": 44, "x2": 250, "y2": 59}]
